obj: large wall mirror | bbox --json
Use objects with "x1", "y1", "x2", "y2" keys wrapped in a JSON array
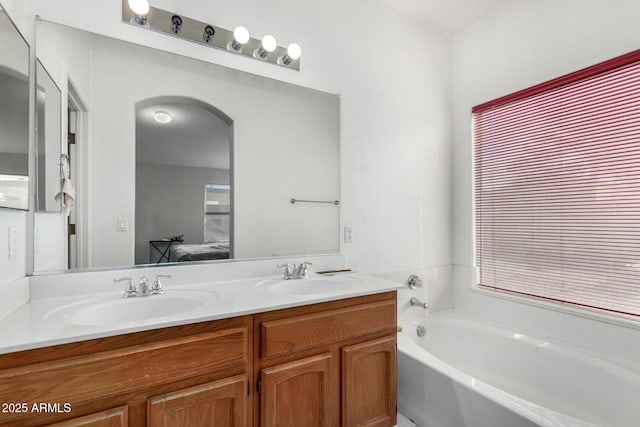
[
  {"x1": 0, "y1": 6, "x2": 30, "y2": 211},
  {"x1": 34, "y1": 20, "x2": 340, "y2": 273}
]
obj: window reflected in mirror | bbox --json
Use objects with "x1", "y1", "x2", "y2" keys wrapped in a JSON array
[{"x1": 204, "y1": 184, "x2": 230, "y2": 244}]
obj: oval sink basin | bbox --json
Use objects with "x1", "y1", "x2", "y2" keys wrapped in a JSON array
[
  {"x1": 256, "y1": 275, "x2": 360, "y2": 296},
  {"x1": 45, "y1": 289, "x2": 217, "y2": 326}
]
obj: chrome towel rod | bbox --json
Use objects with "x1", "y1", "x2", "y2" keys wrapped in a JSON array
[{"x1": 291, "y1": 198, "x2": 339, "y2": 206}]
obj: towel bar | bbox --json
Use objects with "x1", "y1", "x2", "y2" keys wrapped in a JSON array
[{"x1": 290, "y1": 198, "x2": 339, "y2": 205}]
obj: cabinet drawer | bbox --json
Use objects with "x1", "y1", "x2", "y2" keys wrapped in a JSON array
[
  {"x1": 261, "y1": 300, "x2": 396, "y2": 358},
  {"x1": 0, "y1": 326, "x2": 248, "y2": 418}
]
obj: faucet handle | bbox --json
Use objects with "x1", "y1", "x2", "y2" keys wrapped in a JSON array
[
  {"x1": 151, "y1": 274, "x2": 171, "y2": 295},
  {"x1": 277, "y1": 263, "x2": 292, "y2": 279},
  {"x1": 114, "y1": 277, "x2": 137, "y2": 298},
  {"x1": 299, "y1": 262, "x2": 313, "y2": 278}
]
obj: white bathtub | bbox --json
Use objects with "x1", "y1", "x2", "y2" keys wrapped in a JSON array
[{"x1": 397, "y1": 310, "x2": 640, "y2": 427}]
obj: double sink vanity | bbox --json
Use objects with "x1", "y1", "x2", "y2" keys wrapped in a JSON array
[{"x1": 0, "y1": 267, "x2": 399, "y2": 426}]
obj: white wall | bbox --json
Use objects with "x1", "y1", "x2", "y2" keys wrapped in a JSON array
[
  {"x1": 27, "y1": 0, "x2": 453, "y2": 273},
  {"x1": 452, "y1": 0, "x2": 640, "y2": 357}
]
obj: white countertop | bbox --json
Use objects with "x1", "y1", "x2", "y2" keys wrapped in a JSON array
[{"x1": 0, "y1": 272, "x2": 399, "y2": 355}]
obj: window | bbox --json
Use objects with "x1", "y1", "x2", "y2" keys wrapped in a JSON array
[
  {"x1": 473, "y1": 50, "x2": 640, "y2": 317},
  {"x1": 204, "y1": 184, "x2": 230, "y2": 243}
]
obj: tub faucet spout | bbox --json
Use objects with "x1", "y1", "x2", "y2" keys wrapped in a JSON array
[{"x1": 410, "y1": 297, "x2": 428, "y2": 309}]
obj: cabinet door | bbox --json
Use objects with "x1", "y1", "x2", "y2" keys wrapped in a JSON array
[
  {"x1": 46, "y1": 405, "x2": 128, "y2": 426},
  {"x1": 342, "y1": 336, "x2": 397, "y2": 427},
  {"x1": 148, "y1": 375, "x2": 247, "y2": 427},
  {"x1": 260, "y1": 353, "x2": 332, "y2": 427}
]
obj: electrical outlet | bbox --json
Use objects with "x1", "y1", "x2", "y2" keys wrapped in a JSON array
[{"x1": 344, "y1": 226, "x2": 354, "y2": 244}]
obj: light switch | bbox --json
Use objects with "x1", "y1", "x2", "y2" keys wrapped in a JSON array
[
  {"x1": 8, "y1": 227, "x2": 17, "y2": 259},
  {"x1": 117, "y1": 217, "x2": 129, "y2": 232}
]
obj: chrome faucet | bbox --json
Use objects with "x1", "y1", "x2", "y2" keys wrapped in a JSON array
[
  {"x1": 278, "y1": 262, "x2": 313, "y2": 280},
  {"x1": 114, "y1": 275, "x2": 170, "y2": 298}
]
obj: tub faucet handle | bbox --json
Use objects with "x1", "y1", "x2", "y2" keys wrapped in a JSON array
[{"x1": 407, "y1": 274, "x2": 423, "y2": 289}]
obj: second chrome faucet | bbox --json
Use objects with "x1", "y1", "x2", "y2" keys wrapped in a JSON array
[{"x1": 277, "y1": 262, "x2": 313, "y2": 280}]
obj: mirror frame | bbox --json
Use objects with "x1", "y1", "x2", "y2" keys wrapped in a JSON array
[{"x1": 35, "y1": 58, "x2": 63, "y2": 213}]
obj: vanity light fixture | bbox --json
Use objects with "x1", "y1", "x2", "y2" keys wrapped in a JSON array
[
  {"x1": 203, "y1": 25, "x2": 215, "y2": 43},
  {"x1": 279, "y1": 43, "x2": 302, "y2": 66},
  {"x1": 170, "y1": 15, "x2": 183, "y2": 34},
  {"x1": 228, "y1": 26, "x2": 250, "y2": 52},
  {"x1": 153, "y1": 111, "x2": 172, "y2": 124},
  {"x1": 128, "y1": 0, "x2": 150, "y2": 25},
  {"x1": 121, "y1": 0, "x2": 301, "y2": 70},
  {"x1": 254, "y1": 35, "x2": 277, "y2": 59}
]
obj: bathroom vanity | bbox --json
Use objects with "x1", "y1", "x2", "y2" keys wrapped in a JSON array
[{"x1": 0, "y1": 274, "x2": 397, "y2": 427}]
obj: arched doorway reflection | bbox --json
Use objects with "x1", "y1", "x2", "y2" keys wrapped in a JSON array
[{"x1": 135, "y1": 96, "x2": 233, "y2": 264}]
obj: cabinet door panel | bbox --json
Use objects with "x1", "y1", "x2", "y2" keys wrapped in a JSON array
[
  {"x1": 46, "y1": 405, "x2": 128, "y2": 426},
  {"x1": 342, "y1": 336, "x2": 397, "y2": 427},
  {"x1": 261, "y1": 353, "x2": 332, "y2": 427},
  {"x1": 148, "y1": 375, "x2": 247, "y2": 427}
]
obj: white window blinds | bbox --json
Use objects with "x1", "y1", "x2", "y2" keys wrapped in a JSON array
[{"x1": 473, "y1": 50, "x2": 640, "y2": 317}]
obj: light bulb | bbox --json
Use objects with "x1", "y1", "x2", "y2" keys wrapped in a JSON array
[
  {"x1": 128, "y1": 0, "x2": 150, "y2": 16},
  {"x1": 233, "y1": 26, "x2": 250, "y2": 45},
  {"x1": 261, "y1": 35, "x2": 277, "y2": 53},
  {"x1": 287, "y1": 43, "x2": 302, "y2": 60},
  {"x1": 153, "y1": 111, "x2": 172, "y2": 124}
]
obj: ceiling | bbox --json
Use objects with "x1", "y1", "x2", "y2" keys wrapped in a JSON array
[
  {"x1": 378, "y1": 0, "x2": 512, "y2": 34},
  {"x1": 136, "y1": 102, "x2": 231, "y2": 170}
]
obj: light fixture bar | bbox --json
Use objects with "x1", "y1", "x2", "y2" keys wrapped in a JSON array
[{"x1": 121, "y1": 0, "x2": 300, "y2": 71}]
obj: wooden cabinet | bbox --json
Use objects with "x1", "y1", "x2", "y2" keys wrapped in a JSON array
[
  {"x1": 260, "y1": 354, "x2": 333, "y2": 427},
  {"x1": 254, "y1": 291, "x2": 397, "y2": 427},
  {"x1": 0, "y1": 316, "x2": 251, "y2": 427},
  {"x1": 0, "y1": 291, "x2": 396, "y2": 427},
  {"x1": 342, "y1": 336, "x2": 397, "y2": 427},
  {"x1": 148, "y1": 375, "x2": 248, "y2": 427}
]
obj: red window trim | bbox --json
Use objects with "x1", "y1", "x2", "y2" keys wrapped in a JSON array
[{"x1": 472, "y1": 49, "x2": 640, "y2": 114}]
